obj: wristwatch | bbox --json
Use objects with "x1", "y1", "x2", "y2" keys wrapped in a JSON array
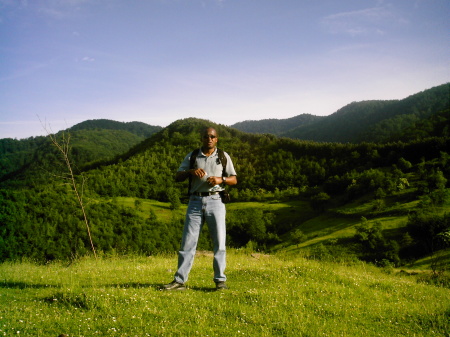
[{"x1": 222, "y1": 176, "x2": 227, "y2": 184}]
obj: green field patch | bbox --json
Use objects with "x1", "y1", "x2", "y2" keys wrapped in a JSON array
[
  {"x1": 109, "y1": 197, "x2": 186, "y2": 221},
  {"x1": 405, "y1": 249, "x2": 450, "y2": 272}
]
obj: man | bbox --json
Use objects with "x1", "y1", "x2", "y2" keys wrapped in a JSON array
[{"x1": 163, "y1": 127, "x2": 237, "y2": 291}]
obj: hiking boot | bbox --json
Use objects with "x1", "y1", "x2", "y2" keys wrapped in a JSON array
[
  {"x1": 163, "y1": 280, "x2": 186, "y2": 291},
  {"x1": 215, "y1": 281, "x2": 228, "y2": 290}
]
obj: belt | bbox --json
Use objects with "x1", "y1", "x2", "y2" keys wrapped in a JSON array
[{"x1": 192, "y1": 191, "x2": 220, "y2": 196}]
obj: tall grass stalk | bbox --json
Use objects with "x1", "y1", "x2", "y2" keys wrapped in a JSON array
[{"x1": 39, "y1": 118, "x2": 96, "y2": 259}]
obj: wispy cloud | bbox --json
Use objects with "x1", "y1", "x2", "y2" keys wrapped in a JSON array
[
  {"x1": 0, "y1": 0, "x2": 27, "y2": 22},
  {"x1": 38, "y1": 6, "x2": 66, "y2": 19},
  {"x1": 1, "y1": 0, "x2": 96, "y2": 20},
  {"x1": 321, "y1": 4, "x2": 405, "y2": 37},
  {"x1": 81, "y1": 56, "x2": 95, "y2": 62},
  {"x1": 0, "y1": 0, "x2": 27, "y2": 8},
  {"x1": 0, "y1": 61, "x2": 49, "y2": 82}
]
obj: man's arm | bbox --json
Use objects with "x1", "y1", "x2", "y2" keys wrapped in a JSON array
[
  {"x1": 206, "y1": 175, "x2": 237, "y2": 187},
  {"x1": 223, "y1": 175, "x2": 237, "y2": 186},
  {"x1": 175, "y1": 168, "x2": 208, "y2": 182},
  {"x1": 175, "y1": 170, "x2": 190, "y2": 182}
]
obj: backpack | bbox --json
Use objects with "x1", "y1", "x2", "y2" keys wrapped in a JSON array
[{"x1": 188, "y1": 148, "x2": 227, "y2": 195}]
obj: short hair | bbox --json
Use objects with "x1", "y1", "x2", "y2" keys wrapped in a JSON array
[{"x1": 201, "y1": 127, "x2": 218, "y2": 136}]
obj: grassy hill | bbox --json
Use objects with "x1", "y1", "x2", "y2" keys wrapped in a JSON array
[
  {"x1": 109, "y1": 186, "x2": 450, "y2": 273},
  {"x1": 1, "y1": 253, "x2": 449, "y2": 336}
]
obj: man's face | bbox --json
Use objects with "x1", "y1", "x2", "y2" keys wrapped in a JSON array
[{"x1": 201, "y1": 128, "x2": 218, "y2": 150}]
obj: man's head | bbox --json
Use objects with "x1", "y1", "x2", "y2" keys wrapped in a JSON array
[{"x1": 201, "y1": 127, "x2": 218, "y2": 151}]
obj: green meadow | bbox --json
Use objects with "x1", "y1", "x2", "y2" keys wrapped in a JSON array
[
  {"x1": 2, "y1": 191, "x2": 449, "y2": 336},
  {"x1": 1, "y1": 251, "x2": 449, "y2": 337}
]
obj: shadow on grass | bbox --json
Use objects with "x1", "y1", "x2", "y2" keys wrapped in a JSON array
[
  {"x1": 101, "y1": 283, "x2": 218, "y2": 292},
  {"x1": 1, "y1": 281, "x2": 223, "y2": 292},
  {"x1": 188, "y1": 286, "x2": 218, "y2": 293},
  {"x1": 103, "y1": 282, "x2": 161, "y2": 290},
  {"x1": 0, "y1": 281, "x2": 59, "y2": 289}
]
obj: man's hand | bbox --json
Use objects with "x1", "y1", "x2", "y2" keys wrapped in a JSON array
[
  {"x1": 175, "y1": 169, "x2": 206, "y2": 182},
  {"x1": 192, "y1": 168, "x2": 207, "y2": 178},
  {"x1": 206, "y1": 176, "x2": 222, "y2": 186}
]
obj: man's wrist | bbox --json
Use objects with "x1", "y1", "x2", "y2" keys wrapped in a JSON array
[{"x1": 222, "y1": 176, "x2": 227, "y2": 184}]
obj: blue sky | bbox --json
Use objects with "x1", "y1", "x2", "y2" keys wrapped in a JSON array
[{"x1": 1, "y1": 0, "x2": 449, "y2": 139}]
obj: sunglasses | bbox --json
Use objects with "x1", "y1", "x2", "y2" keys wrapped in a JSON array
[{"x1": 203, "y1": 135, "x2": 217, "y2": 139}]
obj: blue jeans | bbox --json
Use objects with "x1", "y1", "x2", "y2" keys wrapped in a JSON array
[{"x1": 174, "y1": 194, "x2": 227, "y2": 284}]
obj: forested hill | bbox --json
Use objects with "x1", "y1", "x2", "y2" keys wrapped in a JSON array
[
  {"x1": 75, "y1": 117, "x2": 450, "y2": 199},
  {"x1": 1, "y1": 116, "x2": 449, "y2": 262},
  {"x1": 231, "y1": 83, "x2": 449, "y2": 143},
  {"x1": 230, "y1": 114, "x2": 323, "y2": 135},
  {"x1": 69, "y1": 119, "x2": 162, "y2": 138},
  {"x1": 0, "y1": 119, "x2": 162, "y2": 182}
]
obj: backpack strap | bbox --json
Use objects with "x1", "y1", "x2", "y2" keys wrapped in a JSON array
[
  {"x1": 217, "y1": 148, "x2": 227, "y2": 174},
  {"x1": 188, "y1": 148, "x2": 201, "y2": 195},
  {"x1": 189, "y1": 148, "x2": 201, "y2": 170},
  {"x1": 187, "y1": 148, "x2": 227, "y2": 195}
]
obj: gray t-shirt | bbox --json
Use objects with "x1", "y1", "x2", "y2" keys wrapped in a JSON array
[{"x1": 177, "y1": 148, "x2": 237, "y2": 194}]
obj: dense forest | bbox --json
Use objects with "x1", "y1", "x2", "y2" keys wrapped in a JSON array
[
  {"x1": 0, "y1": 120, "x2": 162, "y2": 181},
  {"x1": 233, "y1": 83, "x2": 449, "y2": 143},
  {"x1": 69, "y1": 119, "x2": 162, "y2": 138},
  {"x1": 0, "y1": 84, "x2": 449, "y2": 266},
  {"x1": 230, "y1": 114, "x2": 322, "y2": 135}
]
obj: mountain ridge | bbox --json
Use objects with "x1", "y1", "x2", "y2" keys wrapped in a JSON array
[
  {"x1": 1, "y1": 83, "x2": 448, "y2": 186},
  {"x1": 231, "y1": 83, "x2": 449, "y2": 143},
  {"x1": 0, "y1": 120, "x2": 162, "y2": 182},
  {"x1": 69, "y1": 119, "x2": 162, "y2": 138},
  {"x1": 230, "y1": 114, "x2": 323, "y2": 135},
  {"x1": 2, "y1": 83, "x2": 447, "y2": 144}
]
